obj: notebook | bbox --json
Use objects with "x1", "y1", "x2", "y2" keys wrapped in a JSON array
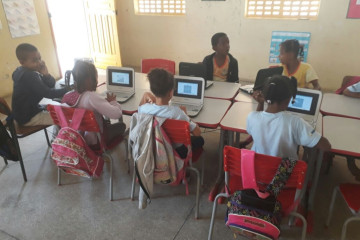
[
  {"x1": 179, "y1": 62, "x2": 213, "y2": 89},
  {"x1": 103, "y1": 66, "x2": 135, "y2": 103},
  {"x1": 286, "y1": 88, "x2": 322, "y2": 128},
  {"x1": 240, "y1": 67, "x2": 284, "y2": 94},
  {"x1": 170, "y1": 76, "x2": 205, "y2": 117}
]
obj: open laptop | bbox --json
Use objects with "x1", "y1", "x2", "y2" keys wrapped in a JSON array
[
  {"x1": 170, "y1": 76, "x2": 205, "y2": 117},
  {"x1": 240, "y1": 67, "x2": 284, "y2": 94},
  {"x1": 179, "y1": 62, "x2": 213, "y2": 89},
  {"x1": 103, "y1": 66, "x2": 135, "y2": 103},
  {"x1": 286, "y1": 88, "x2": 322, "y2": 128}
]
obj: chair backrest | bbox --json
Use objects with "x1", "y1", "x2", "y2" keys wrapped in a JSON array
[
  {"x1": 0, "y1": 97, "x2": 11, "y2": 116},
  {"x1": 141, "y1": 58, "x2": 176, "y2": 75},
  {"x1": 223, "y1": 146, "x2": 307, "y2": 195},
  {"x1": 161, "y1": 118, "x2": 191, "y2": 146},
  {"x1": 47, "y1": 105, "x2": 100, "y2": 133}
]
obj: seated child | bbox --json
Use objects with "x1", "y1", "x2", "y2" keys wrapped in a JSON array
[
  {"x1": 246, "y1": 75, "x2": 331, "y2": 159},
  {"x1": 62, "y1": 61, "x2": 125, "y2": 146},
  {"x1": 12, "y1": 43, "x2": 70, "y2": 126},
  {"x1": 278, "y1": 39, "x2": 321, "y2": 90},
  {"x1": 202, "y1": 32, "x2": 239, "y2": 83},
  {"x1": 138, "y1": 68, "x2": 204, "y2": 153},
  {"x1": 343, "y1": 81, "x2": 360, "y2": 98}
]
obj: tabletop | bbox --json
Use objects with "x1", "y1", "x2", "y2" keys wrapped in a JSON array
[
  {"x1": 220, "y1": 101, "x2": 257, "y2": 133},
  {"x1": 204, "y1": 81, "x2": 240, "y2": 100},
  {"x1": 322, "y1": 116, "x2": 360, "y2": 157},
  {"x1": 234, "y1": 91, "x2": 256, "y2": 103},
  {"x1": 320, "y1": 93, "x2": 360, "y2": 120}
]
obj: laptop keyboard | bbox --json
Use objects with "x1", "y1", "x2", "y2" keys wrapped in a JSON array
[{"x1": 172, "y1": 103, "x2": 202, "y2": 117}]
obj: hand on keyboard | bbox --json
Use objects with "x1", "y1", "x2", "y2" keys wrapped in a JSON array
[{"x1": 180, "y1": 105, "x2": 187, "y2": 115}]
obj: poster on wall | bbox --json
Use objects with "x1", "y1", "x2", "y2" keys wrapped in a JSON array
[
  {"x1": 2, "y1": 0, "x2": 40, "y2": 38},
  {"x1": 347, "y1": 0, "x2": 360, "y2": 19},
  {"x1": 269, "y1": 31, "x2": 311, "y2": 64}
]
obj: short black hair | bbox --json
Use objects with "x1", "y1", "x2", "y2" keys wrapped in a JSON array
[
  {"x1": 15, "y1": 43, "x2": 37, "y2": 62},
  {"x1": 280, "y1": 39, "x2": 300, "y2": 57},
  {"x1": 148, "y1": 68, "x2": 174, "y2": 98},
  {"x1": 263, "y1": 75, "x2": 297, "y2": 104},
  {"x1": 72, "y1": 61, "x2": 97, "y2": 93},
  {"x1": 211, "y1": 32, "x2": 227, "y2": 47}
]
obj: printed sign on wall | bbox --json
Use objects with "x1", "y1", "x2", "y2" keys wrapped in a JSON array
[
  {"x1": 347, "y1": 0, "x2": 360, "y2": 18},
  {"x1": 269, "y1": 31, "x2": 311, "y2": 64},
  {"x1": 2, "y1": 0, "x2": 40, "y2": 38}
]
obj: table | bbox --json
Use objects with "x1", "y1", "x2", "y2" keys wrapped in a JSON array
[
  {"x1": 234, "y1": 91, "x2": 256, "y2": 103},
  {"x1": 320, "y1": 93, "x2": 360, "y2": 120},
  {"x1": 204, "y1": 81, "x2": 240, "y2": 100}
]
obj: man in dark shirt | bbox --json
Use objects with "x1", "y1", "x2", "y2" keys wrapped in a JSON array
[{"x1": 12, "y1": 43, "x2": 69, "y2": 126}]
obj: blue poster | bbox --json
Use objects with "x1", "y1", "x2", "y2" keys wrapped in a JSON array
[{"x1": 269, "y1": 31, "x2": 311, "y2": 64}]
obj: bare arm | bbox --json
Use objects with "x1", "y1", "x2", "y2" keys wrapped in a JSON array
[
  {"x1": 314, "y1": 136, "x2": 331, "y2": 152},
  {"x1": 139, "y1": 92, "x2": 156, "y2": 106},
  {"x1": 252, "y1": 90, "x2": 264, "y2": 111},
  {"x1": 310, "y1": 79, "x2": 321, "y2": 90},
  {"x1": 343, "y1": 89, "x2": 360, "y2": 98},
  {"x1": 191, "y1": 125, "x2": 201, "y2": 136}
]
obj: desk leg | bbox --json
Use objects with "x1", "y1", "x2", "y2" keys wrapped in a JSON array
[
  {"x1": 307, "y1": 149, "x2": 323, "y2": 233},
  {"x1": 209, "y1": 129, "x2": 225, "y2": 202},
  {"x1": 228, "y1": 131, "x2": 234, "y2": 146}
]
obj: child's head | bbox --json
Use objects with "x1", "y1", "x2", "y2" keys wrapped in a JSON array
[
  {"x1": 278, "y1": 39, "x2": 300, "y2": 64},
  {"x1": 16, "y1": 43, "x2": 41, "y2": 71},
  {"x1": 211, "y1": 32, "x2": 230, "y2": 56},
  {"x1": 72, "y1": 61, "x2": 98, "y2": 93},
  {"x1": 148, "y1": 68, "x2": 174, "y2": 99},
  {"x1": 263, "y1": 75, "x2": 297, "y2": 106}
]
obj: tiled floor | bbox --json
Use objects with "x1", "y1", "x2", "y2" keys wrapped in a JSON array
[{"x1": 0, "y1": 116, "x2": 359, "y2": 240}]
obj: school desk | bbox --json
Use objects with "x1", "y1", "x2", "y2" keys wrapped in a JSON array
[
  {"x1": 204, "y1": 81, "x2": 240, "y2": 100},
  {"x1": 320, "y1": 93, "x2": 360, "y2": 120},
  {"x1": 208, "y1": 101, "x2": 257, "y2": 201},
  {"x1": 234, "y1": 91, "x2": 256, "y2": 103}
]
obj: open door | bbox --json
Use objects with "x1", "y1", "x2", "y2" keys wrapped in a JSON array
[{"x1": 83, "y1": 0, "x2": 122, "y2": 69}]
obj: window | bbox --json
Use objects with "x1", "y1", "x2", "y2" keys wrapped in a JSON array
[
  {"x1": 134, "y1": 0, "x2": 186, "y2": 15},
  {"x1": 245, "y1": 0, "x2": 321, "y2": 19}
]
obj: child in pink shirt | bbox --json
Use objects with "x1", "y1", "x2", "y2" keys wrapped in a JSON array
[{"x1": 62, "y1": 61, "x2": 125, "y2": 145}]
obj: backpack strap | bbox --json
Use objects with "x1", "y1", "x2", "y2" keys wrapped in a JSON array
[
  {"x1": 53, "y1": 106, "x2": 69, "y2": 128},
  {"x1": 240, "y1": 149, "x2": 270, "y2": 199}
]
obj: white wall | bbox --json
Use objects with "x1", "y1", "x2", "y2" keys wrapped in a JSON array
[{"x1": 116, "y1": 0, "x2": 360, "y2": 90}]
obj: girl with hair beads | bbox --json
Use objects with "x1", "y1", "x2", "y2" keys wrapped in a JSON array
[{"x1": 246, "y1": 75, "x2": 330, "y2": 159}]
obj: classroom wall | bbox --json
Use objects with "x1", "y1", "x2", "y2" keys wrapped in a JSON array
[
  {"x1": 0, "y1": 0, "x2": 60, "y2": 97},
  {"x1": 116, "y1": 0, "x2": 360, "y2": 91}
]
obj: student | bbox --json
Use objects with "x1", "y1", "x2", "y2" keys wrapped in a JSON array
[
  {"x1": 343, "y1": 81, "x2": 360, "y2": 98},
  {"x1": 138, "y1": 68, "x2": 204, "y2": 151},
  {"x1": 279, "y1": 39, "x2": 321, "y2": 90},
  {"x1": 202, "y1": 32, "x2": 239, "y2": 83},
  {"x1": 12, "y1": 43, "x2": 70, "y2": 126},
  {"x1": 62, "y1": 61, "x2": 125, "y2": 146},
  {"x1": 246, "y1": 75, "x2": 331, "y2": 159}
]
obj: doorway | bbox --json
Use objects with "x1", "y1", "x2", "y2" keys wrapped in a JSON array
[{"x1": 47, "y1": 0, "x2": 91, "y2": 74}]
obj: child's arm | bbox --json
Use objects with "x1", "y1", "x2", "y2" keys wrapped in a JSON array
[
  {"x1": 314, "y1": 136, "x2": 331, "y2": 152},
  {"x1": 343, "y1": 89, "x2": 360, "y2": 98},
  {"x1": 39, "y1": 61, "x2": 56, "y2": 88},
  {"x1": 310, "y1": 79, "x2": 321, "y2": 90},
  {"x1": 139, "y1": 92, "x2": 155, "y2": 106},
  {"x1": 252, "y1": 90, "x2": 264, "y2": 111},
  {"x1": 88, "y1": 92, "x2": 122, "y2": 119},
  {"x1": 191, "y1": 124, "x2": 201, "y2": 136}
]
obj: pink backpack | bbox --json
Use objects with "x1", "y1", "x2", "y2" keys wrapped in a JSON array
[
  {"x1": 225, "y1": 149, "x2": 297, "y2": 240},
  {"x1": 51, "y1": 106, "x2": 104, "y2": 178}
]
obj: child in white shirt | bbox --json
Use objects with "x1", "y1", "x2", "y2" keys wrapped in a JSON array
[
  {"x1": 247, "y1": 75, "x2": 331, "y2": 159},
  {"x1": 343, "y1": 81, "x2": 360, "y2": 98}
]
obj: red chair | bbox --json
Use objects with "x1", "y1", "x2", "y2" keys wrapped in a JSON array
[
  {"x1": 130, "y1": 118, "x2": 204, "y2": 219},
  {"x1": 141, "y1": 59, "x2": 176, "y2": 75},
  {"x1": 326, "y1": 183, "x2": 360, "y2": 240},
  {"x1": 47, "y1": 105, "x2": 128, "y2": 201},
  {"x1": 208, "y1": 146, "x2": 308, "y2": 240}
]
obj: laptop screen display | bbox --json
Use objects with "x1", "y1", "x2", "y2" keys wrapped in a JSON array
[
  {"x1": 174, "y1": 78, "x2": 203, "y2": 99},
  {"x1": 287, "y1": 91, "x2": 319, "y2": 115},
  {"x1": 108, "y1": 69, "x2": 133, "y2": 87}
]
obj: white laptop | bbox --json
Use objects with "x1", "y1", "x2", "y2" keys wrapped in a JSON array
[
  {"x1": 104, "y1": 66, "x2": 135, "y2": 103},
  {"x1": 286, "y1": 88, "x2": 322, "y2": 129},
  {"x1": 170, "y1": 76, "x2": 205, "y2": 117}
]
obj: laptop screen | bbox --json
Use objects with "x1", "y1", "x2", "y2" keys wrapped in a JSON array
[
  {"x1": 174, "y1": 78, "x2": 203, "y2": 99},
  {"x1": 287, "y1": 91, "x2": 319, "y2": 115},
  {"x1": 108, "y1": 68, "x2": 133, "y2": 87}
]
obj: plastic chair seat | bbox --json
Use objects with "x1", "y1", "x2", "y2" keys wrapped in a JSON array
[{"x1": 339, "y1": 183, "x2": 360, "y2": 213}]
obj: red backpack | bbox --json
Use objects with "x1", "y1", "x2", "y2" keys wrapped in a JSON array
[{"x1": 51, "y1": 106, "x2": 104, "y2": 178}]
